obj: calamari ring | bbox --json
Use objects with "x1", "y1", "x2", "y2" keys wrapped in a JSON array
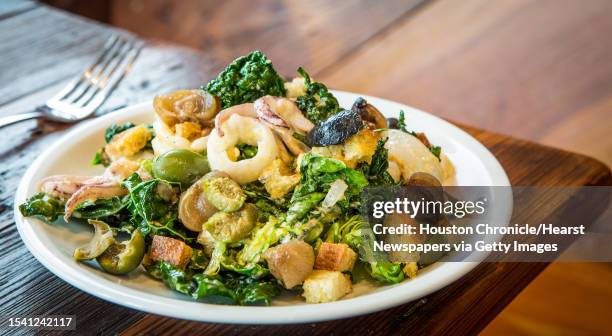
[{"x1": 207, "y1": 114, "x2": 278, "y2": 184}]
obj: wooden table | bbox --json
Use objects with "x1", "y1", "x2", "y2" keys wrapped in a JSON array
[{"x1": 0, "y1": 1, "x2": 610, "y2": 335}]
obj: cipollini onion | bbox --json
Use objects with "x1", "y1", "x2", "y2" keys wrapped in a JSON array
[{"x1": 322, "y1": 179, "x2": 348, "y2": 209}]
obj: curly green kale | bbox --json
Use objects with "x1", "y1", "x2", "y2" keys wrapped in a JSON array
[
  {"x1": 122, "y1": 174, "x2": 194, "y2": 242},
  {"x1": 148, "y1": 261, "x2": 280, "y2": 305},
  {"x1": 295, "y1": 67, "x2": 341, "y2": 124},
  {"x1": 358, "y1": 138, "x2": 396, "y2": 186},
  {"x1": 204, "y1": 51, "x2": 286, "y2": 108}
]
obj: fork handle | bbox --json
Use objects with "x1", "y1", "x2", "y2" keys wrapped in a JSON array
[{"x1": 0, "y1": 111, "x2": 45, "y2": 128}]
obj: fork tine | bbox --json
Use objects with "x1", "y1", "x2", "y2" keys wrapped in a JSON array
[
  {"x1": 76, "y1": 40, "x2": 137, "y2": 109},
  {"x1": 67, "y1": 37, "x2": 129, "y2": 104},
  {"x1": 52, "y1": 35, "x2": 120, "y2": 103},
  {"x1": 79, "y1": 41, "x2": 143, "y2": 113}
]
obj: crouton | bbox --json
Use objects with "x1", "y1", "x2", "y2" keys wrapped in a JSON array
[
  {"x1": 315, "y1": 242, "x2": 357, "y2": 272},
  {"x1": 403, "y1": 262, "x2": 418, "y2": 279},
  {"x1": 258, "y1": 159, "x2": 300, "y2": 199},
  {"x1": 302, "y1": 270, "x2": 352, "y2": 303},
  {"x1": 284, "y1": 77, "x2": 307, "y2": 98},
  {"x1": 311, "y1": 129, "x2": 378, "y2": 168},
  {"x1": 105, "y1": 124, "x2": 153, "y2": 161},
  {"x1": 262, "y1": 239, "x2": 314, "y2": 289},
  {"x1": 343, "y1": 128, "x2": 378, "y2": 167},
  {"x1": 149, "y1": 235, "x2": 193, "y2": 269}
]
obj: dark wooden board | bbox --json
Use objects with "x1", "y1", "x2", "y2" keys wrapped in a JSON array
[{"x1": 0, "y1": 2, "x2": 610, "y2": 336}]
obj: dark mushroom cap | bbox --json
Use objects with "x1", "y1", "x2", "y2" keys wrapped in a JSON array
[
  {"x1": 351, "y1": 97, "x2": 387, "y2": 129},
  {"x1": 305, "y1": 109, "x2": 363, "y2": 146}
]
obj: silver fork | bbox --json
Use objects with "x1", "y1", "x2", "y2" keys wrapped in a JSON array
[{"x1": 0, "y1": 35, "x2": 142, "y2": 128}]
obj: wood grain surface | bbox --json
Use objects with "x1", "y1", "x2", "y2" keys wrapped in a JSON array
[{"x1": 0, "y1": 1, "x2": 610, "y2": 335}]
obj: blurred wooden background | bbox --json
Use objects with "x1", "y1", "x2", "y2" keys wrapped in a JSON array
[{"x1": 39, "y1": 0, "x2": 612, "y2": 334}]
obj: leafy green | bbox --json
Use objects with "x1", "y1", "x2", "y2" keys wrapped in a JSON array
[
  {"x1": 192, "y1": 274, "x2": 234, "y2": 302},
  {"x1": 243, "y1": 181, "x2": 289, "y2": 218},
  {"x1": 205, "y1": 241, "x2": 269, "y2": 278},
  {"x1": 283, "y1": 153, "x2": 367, "y2": 240},
  {"x1": 205, "y1": 51, "x2": 286, "y2": 108},
  {"x1": 189, "y1": 249, "x2": 210, "y2": 271},
  {"x1": 429, "y1": 146, "x2": 442, "y2": 160},
  {"x1": 73, "y1": 196, "x2": 128, "y2": 219},
  {"x1": 150, "y1": 261, "x2": 280, "y2": 305},
  {"x1": 367, "y1": 262, "x2": 405, "y2": 283},
  {"x1": 19, "y1": 193, "x2": 64, "y2": 222},
  {"x1": 236, "y1": 143, "x2": 258, "y2": 161},
  {"x1": 225, "y1": 274, "x2": 280, "y2": 305},
  {"x1": 293, "y1": 153, "x2": 367, "y2": 202},
  {"x1": 92, "y1": 148, "x2": 110, "y2": 166},
  {"x1": 238, "y1": 217, "x2": 286, "y2": 264},
  {"x1": 295, "y1": 67, "x2": 341, "y2": 124},
  {"x1": 358, "y1": 138, "x2": 396, "y2": 186},
  {"x1": 122, "y1": 174, "x2": 193, "y2": 242},
  {"x1": 105, "y1": 122, "x2": 135, "y2": 143},
  {"x1": 328, "y1": 215, "x2": 404, "y2": 284},
  {"x1": 397, "y1": 110, "x2": 410, "y2": 134},
  {"x1": 157, "y1": 260, "x2": 194, "y2": 295}
]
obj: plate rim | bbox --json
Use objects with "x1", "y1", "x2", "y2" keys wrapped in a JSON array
[{"x1": 14, "y1": 91, "x2": 511, "y2": 324}]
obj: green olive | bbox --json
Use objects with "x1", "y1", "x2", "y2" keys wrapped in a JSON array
[
  {"x1": 73, "y1": 220, "x2": 115, "y2": 260},
  {"x1": 152, "y1": 149, "x2": 210, "y2": 187},
  {"x1": 204, "y1": 203, "x2": 257, "y2": 243},
  {"x1": 96, "y1": 230, "x2": 145, "y2": 275}
]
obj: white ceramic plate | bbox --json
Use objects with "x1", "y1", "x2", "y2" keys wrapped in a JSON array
[{"x1": 14, "y1": 91, "x2": 510, "y2": 324}]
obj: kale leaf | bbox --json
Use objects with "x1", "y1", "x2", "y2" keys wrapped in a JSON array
[
  {"x1": 157, "y1": 261, "x2": 195, "y2": 295},
  {"x1": 150, "y1": 261, "x2": 280, "y2": 305},
  {"x1": 236, "y1": 143, "x2": 258, "y2": 161},
  {"x1": 429, "y1": 146, "x2": 442, "y2": 160},
  {"x1": 295, "y1": 67, "x2": 341, "y2": 124},
  {"x1": 358, "y1": 138, "x2": 396, "y2": 186},
  {"x1": 122, "y1": 174, "x2": 193, "y2": 242},
  {"x1": 19, "y1": 192, "x2": 64, "y2": 222},
  {"x1": 73, "y1": 196, "x2": 129, "y2": 219},
  {"x1": 105, "y1": 122, "x2": 135, "y2": 143},
  {"x1": 243, "y1": 181, "x2": 289, "y2": 218},
  {"x1": 204, "y1": 51, "x2": 286, "y2": 108},
  {"x1": 225, "y1": 274, "x2": 280, "y2": 305}
]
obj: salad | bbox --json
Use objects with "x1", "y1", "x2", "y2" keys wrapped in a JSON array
[{"x1": 19, "y1": 51, "x2": 454, "y2": 305}]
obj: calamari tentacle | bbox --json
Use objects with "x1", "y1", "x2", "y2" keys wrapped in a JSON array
[
  {"x1": 214, "y1": 103, "x2": 257, "y2": 137},
  {"x1": 38, "y1": 175, "x2": 94, "y2": 200},
  {"x1": 63, "y1": 184, "x2": 127, "y2": 221},
  {"x1": 254, "y1": 96, "x2": 314, "y2": 134}
]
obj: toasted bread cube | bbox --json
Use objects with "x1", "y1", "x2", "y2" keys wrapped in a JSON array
[
  {"x1": 302, "y1": 270, "x2": 352, "y2": 303},
  {"x1": 149, "y1": 235, "x2": 193, "y2": 269},
  {"x1": 403, "y1": 262, "x2": 418, "y2": 279},
  {"x1": 315, "y1": 242, "x2": 357, "y2": 272},
  {"x1": 343, "y1": 129, "x2": 378, "y2": 167},
  {"x1": 104, "y1": 124, "x2": 152, "y2": 161}
]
